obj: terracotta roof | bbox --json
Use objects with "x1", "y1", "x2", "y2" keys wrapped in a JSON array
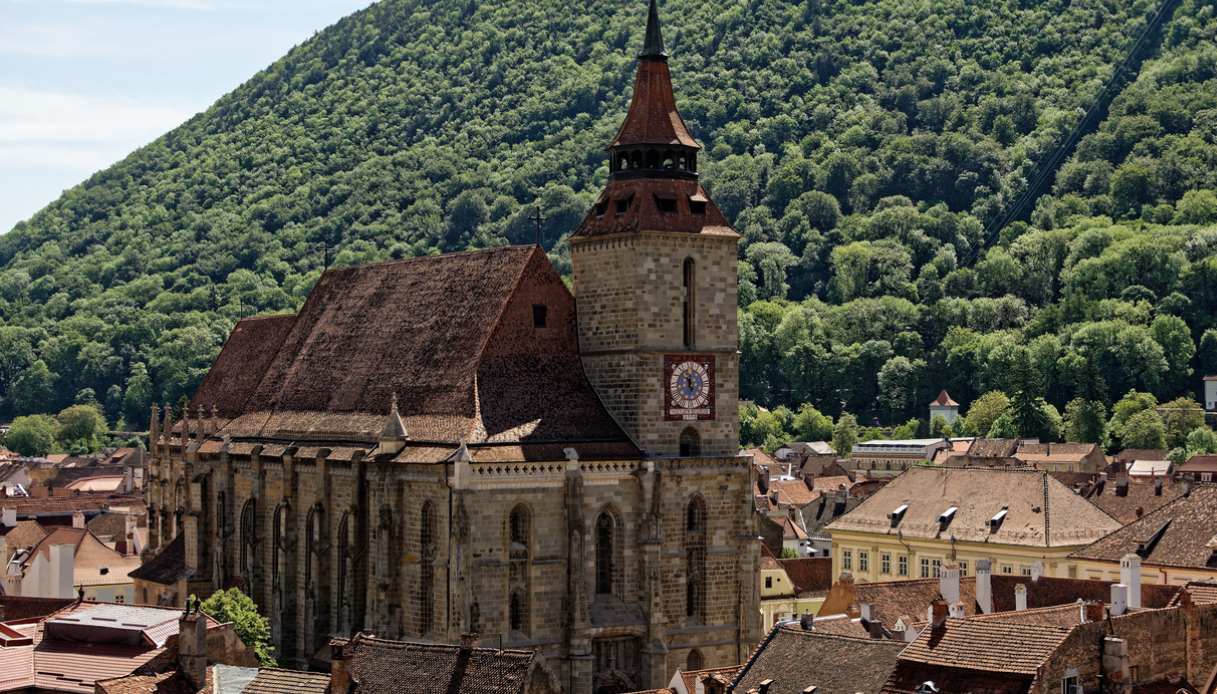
[
  {"x1": 1170, "y1": 582, "x2": 1217, "y2": 606},
  {"x1": 608, "y1": 49, "x2": 699, "y2": 149},
  {"x1": 1, "y1": 519, "x2": 47, "y2": 551},
  {"x1": 780, "y1": 516, "x2": 808, "y2": 541},
  {"x1": 777, "y1": 557, "x2": 832, "y2": 595},
  {"x1": 929, "y1": 390, "x2": 958, "y2": 407},
  {"x1": 1179, "y1": 456, "x2": 1217, "y2": 474},
  {"x1": 0, "y1": 596, "x2": 74, "y2": 621},
  {"x1": 881, "y1": 662, "x2": 1034, "y2": 694},
  {"x1": 342, "y1": 633, "x2": 535, "y2": 694},
  {"x1": 573, "y1": 178, "x2": 737, "y2": 238},
  {"x1": 0, "y1": 493, "x2": 143, "y2": 518},
  {"x1": 1071, "y1": 484, "x2": 1217, "y2": 568},
  {"x1": 193, "y1": 247, "x2": 633, "y2": 451},
  {"x1": 768, "y1": 479, "x2": 819, "y2": 507},
  {"x1": 1080, "y1": 475, "x2": 1185, "y2": 524},
  {"x1": 731, "y1": 624, "x2": 905, "y2": 694},
  {"x1": 826, "y1": 467, "x2": 1120, "y2": 547},
  {"x1": 965, "y1": 438, "x2": 1020, "y2": 458},
  {"x1": 896, "y1": 618, "x2": 1071, "y2": 675},
  {"x1": 129, "y1": 533, "x2": 189, "y2": 584},
  {"x1": 189, "y1": 314, "x2": 295, "y2": 418},
  {"x1": 678, "y1": 667, "x2": 740, "y2": 694},
  {"x1": 244, "y1": 667, "x2": 331, "y2": 694},
  {"x1": 1115, "y1": 448, "x2": 1170, "y2": 464},
  {"x1": 87, "y1": 512, "x2": 144, "y2": 539}
]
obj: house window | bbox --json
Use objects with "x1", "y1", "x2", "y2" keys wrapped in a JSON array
[
  {"x1": 880, "y1": 553, "x2": 891, "y2": 575},
  {"x1": 1002, "y1": 564, "x2": 1014, "y2": 575},
  {"x1": 842, "y1": 549, "x2": 853, "y2": 571},
  {"x1": 898, "y1": 555, "x2": 908, "y2": 577},
  {"x1": 764, "y1": 576, "x2": 772, "y2": 589},
  {"x1": 858, "y1": 551, "x2": 869, "y2": 573},
  {"x1": 532, "y1": 304, "x2": 547, "y2": 328},
  {"x1": 932, "y1": 559, "x2": 942, "y2": 577},
  {"x1": 960, "y1": 560, "x2": 968, "y2": 577},
  {"x1": 115, "y1": 594, "x2": 124, "y2": 604},
  {"x1": 1062, "y1": 674, "x2": 1080, "y2": 694},
  {"x1": 1021, "y1": 565, "x2": 1033, "y2": 577},
  {"x1": 920, "y1": 558, "x2": 930, "y2": 578}
]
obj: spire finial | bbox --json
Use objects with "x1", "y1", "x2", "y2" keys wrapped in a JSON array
[{"x1": 640, "y1": 0, "x2": 666, "y2": 59}]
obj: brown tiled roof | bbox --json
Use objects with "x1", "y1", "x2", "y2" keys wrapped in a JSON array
[
  {"x1": 343, "y1": 634, "x2": 535, "y2": 694},
  {"x1": 189, "y1": 314, "x2": 295, "y2": 418},
  {"x1": 895, "y1": 618, "x2": 1071, "y2": 675},
  {"x1": 1, "y1": 519, "x2": 47, "y2": 551},
  {"x1": 0, "y1": 493, "x2": 143, "y2": 518},
  {"x1": 678, "y1": 667, "x2": 740, "y2": 694},
  {"x1": 0, "y1": 596, "x2": 74, "y2": 621},
  {"x1": 780, "y1": 516, "x2": 808, "y2": 541},
  {"x1": 1170, "y1": 582, "x2": 1217, "y2": 606},
  {"x1": 731, "y1": 624, "x2": 905, "y2": 694},
  {"x1": 966, "y1": 438, "x2": 1020, "y2": 458},
  {"x1": 1179, "y1": 456, "x2": 1217, "y2": 474},
  {"x1": 1082, "y1": 475, "x2": 1184, "y2": 524},
  {"x1": 244, "y1": 667, "x2": 330, "y2": 694},
  {"x1": 778, "y1": 557, "x2": 832, "y2": 595},
  {"x1": 199, "y1": 247, "x2": 632, "y2": 451},
  {"x1": 87, "y1": 512, "x2": 143, "y2": 538},
  {"x1": 129, "y1": 534, "x2": 189, "y2": 584},
  {"x1": 930, "y1": 390, "x2": 958, "y2": 407},
  {"x1": 1071, "y1": 484, "x2": 1217, "y2": 568},
  {"x1": 94, "y1": 670, "x2": 201, "y2": 694},
  {"x1": 881, "y1": 662, "x2": 1034, "y2": 694},
  {"x1": 573, "y1": 178, "x2": 737, "y2": 238},
  {"x1": 827, "y1": 467, "x2": 1120, "y2": 547},
  {"x1": 1115, "y1": 448, "x2": 1170, "y2": 464},
  {"x1": 768, "y1": 479, "x2": 819, "y2": 507},
  {"x1": 608, "y1": 53, "x2": 699, "y2": 149}
]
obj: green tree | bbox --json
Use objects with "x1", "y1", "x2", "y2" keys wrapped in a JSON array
[
  {"x1": 11, "y1": 360, "x2": 56, "y2": 416},
  {"x1": 1160, "y1": 397, "x2": 1205, "y2": 449},
  {"x1": 199, "y1": 588, "x2": 276, "y2": 666},
  {"x1": 1185, "y1": 427, "x2": 1217, "y2": 456},
  {"x1": 1064, "y1": 398, "x2": 1107, "y2": 444},
  {"x1": 6, "y1": 415, "x2": 59, "y2": 457},
  {"x1": 56, "y1": 404, "x2": 106, "y2": 454},
  {"x1": 791, "y1": 403, "x2": 834, "y2": 441},
  {"x1": 1120, "y1": 409, "x2": 1166, "y2": 449},
  {"x1": 833, "y1": 412, "x2": 859, "y2": 459},
  {"x1": 123, "y1": 362, "x2": 154, "y2": 429},
  {"x1": 963, "y1": 391, "x2": 1010, "y2": 437},
  {"x1": 1107, "y1": 390, "x2": 1159, "y2": 448}
]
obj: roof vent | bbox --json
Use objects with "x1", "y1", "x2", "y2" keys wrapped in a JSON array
[
  {"x1": 890, "y1": 504, "x2": 909, "y2": 528},
  {"x1": 1136, "y1": 520, "x2": 1172, "y2": 558},
  {"x1": 937, "y1": 507, "x2": 957, "y2": 531},
  {"x1": 989, "y1": 507, "x2": 1008, "y2": 534}
]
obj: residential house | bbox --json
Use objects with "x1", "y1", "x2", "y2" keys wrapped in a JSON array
[
  {"x1": 1177, "y1": 455, "x2": 1217, "y2": 483},
  {"x1": 1206, "y1": 376, "x2": 1217, "y2": 413},
  {"x1": 1114, "y1": 448, "x2": 1170, "y2": 471},
  {"x1": 880, "y1": 587, "x2": 1217, "y2": 693},
  {"x1": 928, "y1": 390, "x2": 960, "y2": 425},
  {"x1": 1014, "y1": 442, "x2": 1105, "y2": 474},
  {"x1": 1071, "y1": 484, "x2": 1217, "y2": 585},
  {"x1": 826, "y1": 467, "x2": 1122, "y2": 583},
  {"x1": 728, "y1": 621, "x2": 906, "y2": 694},
  {"x1": 1128, "y1": 458, "x2": 1173, "y2": 477},
  {"x1": 1075, "y1": 472, "x2": 1185, "y2": 524},
  {"x1": 631, "y1": 666, "x2": 742, "y2": 694},
  {"x1": 759, "y1": 549, "x2": 831, "y2": 628},
  {"x1": 774, "y1": 442, "x2": 836, "y2": 476},
  {"x1": 14, "y1": 521, "x2": 141, "y2": 603},
  {"x1": 846, "y1": 439, "x2": 948, "y2": 478},
  {"x1": 128, "y1": 534, "x2": 211, "y2": 607}
]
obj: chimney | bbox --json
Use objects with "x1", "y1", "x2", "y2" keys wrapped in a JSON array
[
  {"x1": 1, "y1": 508, "x2": 15, "y2": 528},
  {"x1": 330, "y1": 640, "x2": 352, "y2": 694},
  {"x1": 49, "y1": 543, "x2": 74, "y2": 599},
  {"x1": 1084, "y1": 601, "x2": 1105, "y2": 623},
  {"x1": 975, "y1": 559, "x2": 993, "y2": 614},
  {"x1": 929, "y1": 598, "x2": 948, "y2": 628},
  {"x1": 71, "y1": 511, "x2": 85, "y2": 529},
  {"x1": 758, "y1": 466, "x2": 770, "y2": 494},
  {"x1": 948, "y1": 602, "x2": 965, "y2": 619},
  {"x1": 1120, "y1": 554, "x2": 1141, "y2": 609},
  {"x1": 803, "y1": 475, "x2": 814, "y2": 491},
  {"x1": 1154, "y1": 477, "x2": 1163, "y2": 496},
  {"x1": 1030, "y1": 560, "x2": 1043, "y2": 582},
  {"x1": 179, "y1": 607, "x2": 208, "y2": 690},
  {"x1": 859, "y1": 603, "x2": 873, "y2": 623},
  {"x1": 939, "y1": 561, "x2": 961, "y2": 605},
  {"x1": 459, "y1": 632, "x2": 480, "y2": 649},
  {"x1": 758, "y1": 679, "x2": 774, "y2": 694},
  {"x1": 799, "y1": 613, "x2": 814, "y2": 631},
  {"x1": 1014, "y1": 583, "x2": 1028, "y2": 611},
  {"x1": 1102, "y1": 637, "x2": 1131, "y2": 685},
  {"x1": 1110, "y1": 584, "x2": 1128, "y2": 616}
]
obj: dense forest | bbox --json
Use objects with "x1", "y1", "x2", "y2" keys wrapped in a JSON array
[{"x1": 2, "y1": 0, "x2": 1217, "y2": 453}]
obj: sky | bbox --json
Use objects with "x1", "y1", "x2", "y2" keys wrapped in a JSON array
[{"x1": 0, "y1": 0, "x2": 375, "y2": 233}]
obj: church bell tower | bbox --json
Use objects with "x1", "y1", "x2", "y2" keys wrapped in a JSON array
[{"x1": 571, "y1": 0, "x2": 740, "y2": 458}]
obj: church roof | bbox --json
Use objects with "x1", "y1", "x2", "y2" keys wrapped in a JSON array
[
  {"x1": 608, "y1": 1, "x2": 698, "y2": 150},
  {"x1": 190, "y1": 314, "x2": 295, "y2": 418},
  {"x1": 573, "y1": 178, "x2": 737, "y2": 238},
  {"x1": 192, "y1": 246, "x2": 635, "y2": 454}
]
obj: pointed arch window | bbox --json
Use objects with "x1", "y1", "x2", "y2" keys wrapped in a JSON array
[
  {"x1": 687, "y1": 648, "x2": 704, "y2": 671},
  {"x1": 509, "y1": 505, "x2": 530, "y2": 560},
  {"x1": 509, "y1": 589, "x2": 527, "y2": 634},
  {"x1": 685, "y1": 495, "x2": 707, "y2": 623},
  {"x1": 682, "y1": 257, "x2": 695, "y2": 348},
  {"x1": 419, "y1": 500, "x2": 435, "y2": 636},
  {"x1": 595, "y1": 511, "x2": 621, "y2": 596},
  {"x1": 679, "y1": 427, "x2": 701, "y2": 457},
  {"x1": 239, "y1": 498, "x2": 258, "y2": 597}
]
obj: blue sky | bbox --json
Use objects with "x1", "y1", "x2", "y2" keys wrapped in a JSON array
[{"x1": 0, "y1": 0, "x2": 375, "y2": 233}]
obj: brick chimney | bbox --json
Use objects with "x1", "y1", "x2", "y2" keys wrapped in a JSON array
[
  {"x1": 928, "y1": 598, "x2": 948, "y2": 628},
  {"x1": 975, "y1": 559, "x2": 993, "y2": 614},
  {"x1": 178, "y1": 606, "x2": 208, "y2": 690},
  {"x1": 459, "y1": 632, "x2": 480, "y2": 649},
  {"x1": 330, "y1": 639, "x2": 352, "y2": 694},
  {"x1": 1083, "y1": 601, "x2": 1105, "y2": 623},
  {"x1": 1120, "y1": 554, "x2": 1141, "y2": 609}
]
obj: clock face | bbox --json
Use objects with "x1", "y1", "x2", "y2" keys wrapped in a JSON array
[{"x1": 665, "y1": 355, "x2": 715, "y2": 421}]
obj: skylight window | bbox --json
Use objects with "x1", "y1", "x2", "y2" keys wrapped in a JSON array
[
  {"x1": 937, "y1": 506, "x2": 957, "y2": 530},
  {"x1": 890, "y1": 504, "x2": 909, "y2": 528},
  {"x1": 989, "y1": 508, "x2": 1008, "y2": 533}
]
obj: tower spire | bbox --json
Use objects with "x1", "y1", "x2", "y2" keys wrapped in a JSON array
[{"x1": 640, "y1": 0, "x2": 666, "y2": 59}]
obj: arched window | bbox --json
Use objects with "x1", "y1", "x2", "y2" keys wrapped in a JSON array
[
  {"x1": 509, "y1": 505, "x2": 530, "y2": 558},
  {"x1": 687, "y1": 648, "x2": 704, "y2": 671},
  {"x1": 239, "y1": 498, "x2": 258, "y2": 596},
  {"x1": 509, "y1": 589, "x2": 526, "y2": 633},
  {"x1": 685, "y1": 496, "x2": 707, "y2": 623},
  {"x1": 595, "y1": 511, "x2": 617, "y2": 596},
  {"x1": 215, "y1": 492, "x2": 228, "y2": 585},
  {"x1": 682, "y1": 258, "x2": 695, "y2": 348},
  {"x1": 679, "y1": 427, "x2": 701, "y2": 457},
  {"x1": 419, "y1": 501, "x2": 435, "y2": 635}
]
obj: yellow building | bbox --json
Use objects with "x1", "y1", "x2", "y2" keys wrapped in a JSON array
[
  {"x1": 826, "y1": 467, "x2": 1121, "y2": 583},
  {"x1": 758, "y1": 553, "x2": 830, "y2": 629},
  {"x1": 1071, "y1": 484, "x2": 1217, "y2": 586}
]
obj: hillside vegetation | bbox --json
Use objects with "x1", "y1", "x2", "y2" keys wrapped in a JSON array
[{"x1": 2, "y1": 0, "x2": 1217, "y2": 447}]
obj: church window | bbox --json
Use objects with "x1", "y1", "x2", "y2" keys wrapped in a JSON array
[
  {"x1": 216, "y1": 492, "x2": 228, "y2": 585},
  {"x1": 532, "y1": 304, "x2": 547, "y2": 328},
  {"x1": 420, "y1": 501, "x2": 435, "y2": 635},
  {"x1": 509, "y1": 505, "x2": 530, "y2": 557},
  {"x1": 509, "y1": 589, "x2": 527, "y2": 633},
  {"x1": 239, "y1": 498, "x2": 258, "y2": 596},
  {"x1": 682, "y1": 257, "x2": 695, "y2": 348},
  {"x1": 595, "y1": 510, "x2": 620, "y2": 596},
  {"x1": 687, "y1": 648, "x2": 704, "y2": 671},
  {"x1": 685, "y1": 495, "x2": 707, "y2": 623},
  {"x1": 337, "y1": 511, "x2": 351, "y2": 632},
  {"x1": 679, "y1": 427, "x2": 700, "y2": 457}
]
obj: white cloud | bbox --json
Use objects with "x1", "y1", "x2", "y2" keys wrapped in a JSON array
[{"x1": 0, "y1": 86, "x2": 193, "y2": 172}]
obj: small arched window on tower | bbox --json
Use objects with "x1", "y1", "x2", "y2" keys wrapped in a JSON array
[
  {"x1": 509, "y1": 590, "x2": 526, "y2": 633},
  {"x1": 687, "y1": 648, "x2": 704, "y2": 671},
  {"x1": 682, "y1": 258, "x2": 695, "y2": 348},
  {"x1": 509, "y1": 505, "x2": 530, "y2": 559},
  {"x1": 595, "y1": 511, "x2": 619, "y2": 596},
  {"x1": 679, "y1": 427, "x2": 701, "y2": 457}
]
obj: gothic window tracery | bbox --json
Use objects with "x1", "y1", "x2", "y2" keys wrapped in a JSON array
[
  {"x1": 685, "y1": 495, "x2": 707, "y2": 623},
  {"x1": 419, "y1": 500, "x2": 435, "y2": 636},
  {"x1": 595, "y1": 509, "x2": 622, "y2": 597},
  {"x1": 239, "y1": 498, "x2": 258, "y2": 599}
]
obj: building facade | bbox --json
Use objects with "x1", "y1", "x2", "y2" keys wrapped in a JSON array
[{"x1": 142, "y1": 3, "x2": 761, "y2": 693}]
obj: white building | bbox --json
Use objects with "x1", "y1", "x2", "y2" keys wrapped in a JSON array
[
  {"x1": 929, "y1": 390, "x2": 960, "y2": 424},
  {"x1": 1205, "y1": 376, "x2": 1217, "y2": 412}
]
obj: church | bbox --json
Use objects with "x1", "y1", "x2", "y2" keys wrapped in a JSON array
[{"x1": 142, "y1": 2, "x2": 761, "y2": 692}]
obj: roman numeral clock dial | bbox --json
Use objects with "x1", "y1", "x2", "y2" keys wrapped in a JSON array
[{"x1": 664, "y1": 355, "x2": 715, "y2": 421}]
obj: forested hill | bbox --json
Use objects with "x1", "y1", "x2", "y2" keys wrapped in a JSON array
[{"x1": 2, "y1": 0, "x2": 1217, "y2": 446}]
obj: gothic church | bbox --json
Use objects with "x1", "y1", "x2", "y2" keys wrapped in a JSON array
[{"x1": 143, "y1": 2, "x2": 761, "y2": 691}]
